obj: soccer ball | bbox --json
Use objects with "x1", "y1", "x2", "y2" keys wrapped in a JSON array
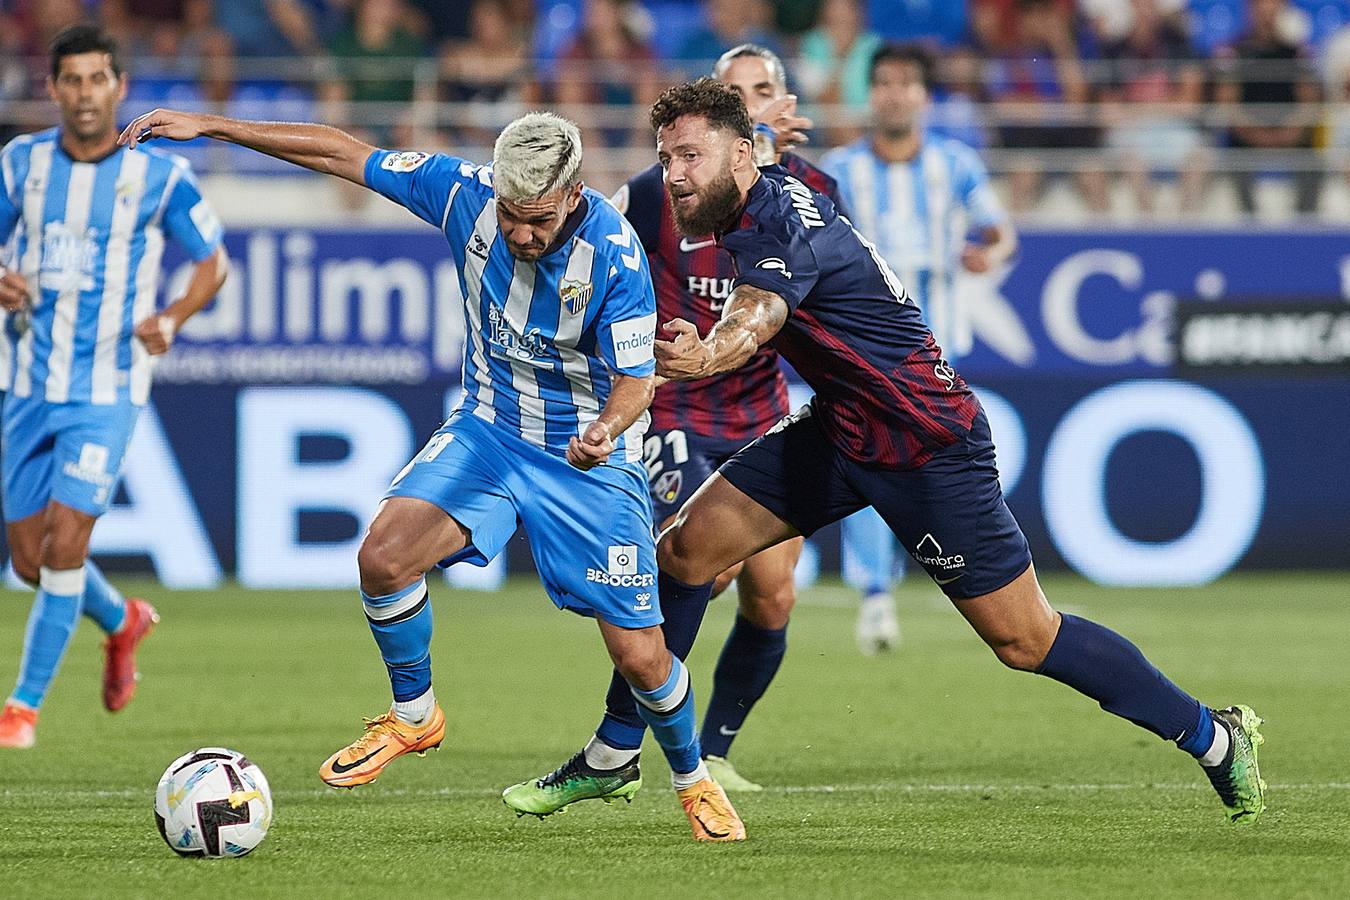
[{"x1": 154, "y1": 747, "x2": 273, "y2": 858}]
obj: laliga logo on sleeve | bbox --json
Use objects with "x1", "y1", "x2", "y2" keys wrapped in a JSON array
[
  {"x1": 757, "y1": 257, "x2": 792, "y2": 279},
  {"x1": 381, "y1": 151, "x2": 430, "y2": 173}
]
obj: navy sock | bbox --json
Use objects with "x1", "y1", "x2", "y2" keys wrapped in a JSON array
[
  {"x1": 595, "y1": 572, "x2": 714, "y2": 751},
  {"x1": 700, "y1": 615, "x2": 787, "y2": 758},
  {"x1": 1037, "y1": 613, "x2": 1211, "y2": 751}
]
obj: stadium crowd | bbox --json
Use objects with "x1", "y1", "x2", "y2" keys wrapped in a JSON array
[{"x1": 3, "y1": 0, "x2": 1350, "y2": 216}]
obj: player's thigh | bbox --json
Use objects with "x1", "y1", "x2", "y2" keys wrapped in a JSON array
[
  {"x1": 596, "y1": 617, "x2": 670, "y2": 690},
  {"x1": 518, "y1": 456, "x2": 662, "y2": 630},
  {"x1": 38, "y1": 501, "x2": 99, "y2": 569},
  {"x1": 666, "y1": 405, "x2": 863, "y2": 583},
  {"x1": 2, "y1": 394, "x2": 57, "y2": 524},
  {"x1": 5, "y1": 512, "x2": 45, "y2": 583},
  {"x1": 735, "y1": 536, "x2": 803, "y2": 627},
  {"x1": 851, "y1": 408, "x2": 1031, "y2": 601},
  {"x1": 360, "y1": 496, "x2": 474, "y2": 585},
  {"x1": 379, "y1": 412, "x2": 521, "y2": 573},
  {"x1": 48, "y1": 401, "x2": 141, "y2": 519}
]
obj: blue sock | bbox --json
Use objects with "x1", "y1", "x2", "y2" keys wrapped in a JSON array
[
  {"x1": 842, "y1": 508, "x2": 895, "y2": 596},
  {"x1": 361, "y1": 578, "x2": 432, "y2": 702},
  {"x1": 596, "y1": 572, "x2": 713, "y2": 751},
  {"x1": 80, "y1": 561, "x2": 126, "y2": 635},
  {"x1": 13, "y1": 567, "x2": 87, "y2": 709},
  {"x1": 700, "y1": 615, "x2": 787, "y2": 758},
  {"x1": 629, "y1": 654, "x2": 700, "y2": 775},
  {"x1": 1037, "y1": 613, "x2": 1213, "y2": 753}
]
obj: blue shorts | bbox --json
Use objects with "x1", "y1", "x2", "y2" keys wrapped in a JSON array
[
  {"x1": 719, "y1": 402, "x2": 1031, "y2": 600},
  {"x1": 2, "y1": 394, "x2": 142, "y2": 522},
  {"x1": 644, "y1": 428, "x2": 753, "y2": 523},
  {"x1": 387, "y1": 410, "x2": 661, "y2": 629}
]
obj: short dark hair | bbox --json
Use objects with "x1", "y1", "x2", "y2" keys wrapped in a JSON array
[
  {"x1": 649, "y1": 78, "x2": 753, "y2": 140},
  {"x1": 868, "y1": 42, "x2": 932, "y2": 90},
  {"x1": 50, "y1": 24, "x2": 122, "y2": 79}
]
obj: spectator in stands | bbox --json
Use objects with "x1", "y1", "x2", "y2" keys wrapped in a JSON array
[
  {"x1": 675, "y1": 0, "x2": 782, "y2": 73},
  {"x1": 984, "y1": 0, "x2": 1109, "y2": 213},
  {"x1": 797, "y1": 0, "x2": 884, "y2": 115},
  {"x1": 1213, "y1": 0, "x2": 1322, "y2": 215},
  {"x1": 0, "y1": 8, "x2": 30, "y2": 142},
  {"x1": 555, "y1": 0, "x2": 659, "y2": 148},
  {"x1": 213, "y1": 0, "x2": 322, "y2": 58},
  {"x1": 439, "y1": 0, "x2": 537, "y2": 147},
  {"x1": 1099, "y1": 0, "x2": 1209, "y2": 214},
  {"x1": 1320, "y1": 19, "x2": 1350, "y2": 181},
  {"x1": 930, "y1": 44, "x2": 993, "y2": 151},
  {"x1": 867, "y1": 0, "x2": 967, "y2": 47},
  {"x1": 1080, "y1": 0, "x2": 1186, "y2": 44},
  {"x1": 327, "y1": 0, "x2": 427, "y2": 119}
]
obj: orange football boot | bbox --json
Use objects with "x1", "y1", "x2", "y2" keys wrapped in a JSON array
[
  {"x1": 677, "y1": 777, "x2": 747, "y2": 842},
  {"x1": 319, "y1": 706, "x2": 446, "y2": 788},
  {"x1": 0, "y1": 702, "x2": 38, "y2": 749}
]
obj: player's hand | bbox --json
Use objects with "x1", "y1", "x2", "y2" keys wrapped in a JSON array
[
  {"x1": 654, "y1": 318, "x2": 711, "y2": 381},
  {"x1": 567, "y1": 420, "x2": 614, "y2": 470},
  {"x1": 0, "y1": 267, "x2": 29, "y2": 312},
  {"x1": 118, "y1": 109, "x2": 211, "y2": 146},
  {"x1": 960, "y1": 244, "x2": 993, "y2": 274},
  {"x1": 134, "y1": 313, "x2": 178, "y2": 355},
  {"x1": 756, "y1": 95, "x2": 813, "y2": 152}
]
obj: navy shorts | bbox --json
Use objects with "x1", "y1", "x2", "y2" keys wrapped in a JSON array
[
  {"x1": 719, "y1": 402, "x2": 1031, "y2": 599},
  {"x1": 643, "y1": 427, "x2": 755, "y2": 523}
]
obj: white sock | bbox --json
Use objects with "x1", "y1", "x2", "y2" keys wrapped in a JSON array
[
  {"x1": 671, "y1": 759, "x2": 709, "y2": 790},
  {"x1": 583, "y1": 735, "x2": 639, "y2": 770},
  {"x1": 1199, "y1": 717, "x2": 1231, "y2": 767},
  {"x1": 392, "y1": 687, "x2": 435, "y2": 726}
]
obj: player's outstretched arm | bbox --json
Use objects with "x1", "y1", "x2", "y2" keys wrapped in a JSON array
[
  {"x1": 655, "y1": 285, "x2": 788, "y2": 381},
  {"x1": 118, "y1": 110, "x2": 376, "y2": 186},
  {"x1": 567, "y1": 373, "x2": 656, "y2": 470}
]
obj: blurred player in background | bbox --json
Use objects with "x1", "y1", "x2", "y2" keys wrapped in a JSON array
[
  {"x1": 822, "y1": 43, "x2": 1017, "y2": 656},
  {"x1": 506, "y1": 44, "x2": 846, "y2": 806},
  {"x1": 648, "y1": 79, "x2": 1265, "y2": 828},
  {"x1": 0, "y1": 25, "x2": 227, "y2": 749},
  {"x1": 121, "y1": 104, "x2": 745, "y2": 841}
]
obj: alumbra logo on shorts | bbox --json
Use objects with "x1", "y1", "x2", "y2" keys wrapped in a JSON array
[
  {"x1": 586, "y1": 544, "x2": 655, "y2": 587},
  {"x1": 912, "y1": 533, "x2": 965, "y2": 571}
]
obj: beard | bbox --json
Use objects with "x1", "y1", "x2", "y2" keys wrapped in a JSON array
[{"x1": 669, "y1": 169, "x2": 742, "y2": 236}]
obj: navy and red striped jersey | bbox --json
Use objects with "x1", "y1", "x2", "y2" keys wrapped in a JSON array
[
  {"x1": 614, "y1": 153, "x2": 847, "y2": 442},
  {"x1": 719, "y1": 165, "x2": 980, "y2": 470}
]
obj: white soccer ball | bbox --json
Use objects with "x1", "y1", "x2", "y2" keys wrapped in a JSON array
[{"x1": 154, "y1": 747, "x2": 273, "y2": 858}]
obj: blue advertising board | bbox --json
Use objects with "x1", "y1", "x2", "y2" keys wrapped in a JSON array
[{"x1": 18, "y1": 226, "x2": 1346, "y2": 588}]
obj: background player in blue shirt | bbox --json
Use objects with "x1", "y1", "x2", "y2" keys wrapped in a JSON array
[
  {"x1": 643, "y1": 79, "x2": 1264, "y2": 828},
  {"x1": 821, "y1": 44, "x2": 1018, "y2": 656},
  {"x1": 121, "y1": 103, "x2": 746, "y2": 841},
  {"x1": 0, "y1": 26, "x2": 228, "y2": 749}
]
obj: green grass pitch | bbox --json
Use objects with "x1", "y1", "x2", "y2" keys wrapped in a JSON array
[{"x1": 2, "y1": 573, "x2": 1348, "y2": 898}]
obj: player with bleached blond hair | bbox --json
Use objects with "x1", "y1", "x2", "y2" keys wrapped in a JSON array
[{"x1": 118, "y1": 104, "x2": 745, "y2": 842}]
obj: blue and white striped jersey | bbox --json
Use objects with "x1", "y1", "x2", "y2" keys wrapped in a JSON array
[
  {"x1": 365, "y1": 149, "x2": 657, "y2": 463},
  {"x1": 820, "y1": 135, "x2": 1006, "y2": 360},
  {"x1": 0, "y1": 128, "x2": 221, "y2": 404}
]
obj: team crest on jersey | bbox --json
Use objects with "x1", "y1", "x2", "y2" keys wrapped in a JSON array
[
  {"x1": 559, "y1": 278, "x2": 593, "y2": 316},
  {"x1": 380, "y1": 151, "x2": 430, "y2": 173}
]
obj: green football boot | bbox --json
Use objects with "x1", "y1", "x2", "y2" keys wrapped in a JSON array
[
  {"x1": 1202, "y1": 705, "x2": 1267, "y2": 826},
  {"x1": 703, "y1": 755, "x2": 764, "y2": 792},
  {"x1": 502, "y1": 750, "x2": 641, "y2": 817}
]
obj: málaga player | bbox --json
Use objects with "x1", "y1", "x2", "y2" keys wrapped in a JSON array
[
  {"x1": 512, "y1": 44, "x2": 847, "y2": 805},
  {"x1": 0, "y1": 26, "x2": 228, "y2": 749},
  {"x1": 648, "y1": 80, "x2": 1263, "y2": 826},
  {"x1": 120, "y1": 105, "x2": 746, "y2": 841},
  {"x1": 821, "y1": 43, "x2": 1019, "y2": 656}
]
